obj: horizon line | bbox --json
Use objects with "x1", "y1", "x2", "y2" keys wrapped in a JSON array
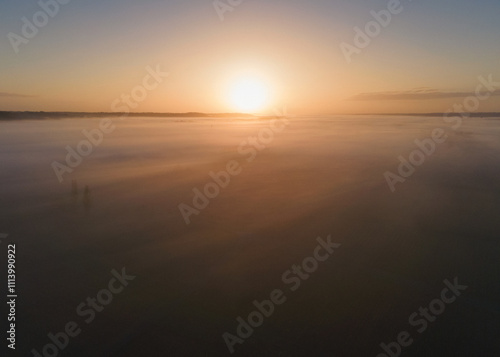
[{"x1": 1, "y1": 110, "x2": 500, "y2": 118}]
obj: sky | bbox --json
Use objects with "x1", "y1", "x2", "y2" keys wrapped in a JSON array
[{"x1": 1, "y1": 0, "x2": 500, "y2": 114}]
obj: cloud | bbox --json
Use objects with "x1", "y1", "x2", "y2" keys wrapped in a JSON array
[
  {"x1": 0, "y1": 92, "x2": 36, "y2": 98},
  {"x1": 349, "y1": 87, "x2": 500, "y2": 101}
]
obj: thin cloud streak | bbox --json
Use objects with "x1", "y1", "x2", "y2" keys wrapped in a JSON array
[
  {"x1": 349, "y1": 88, "x2": 500, "y2": 101},
  {"x1": 0, "y1": 92, "x2": 36, "y2": 98}
]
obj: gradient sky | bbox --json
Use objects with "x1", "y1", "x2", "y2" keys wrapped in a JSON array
[{"x1": 1, "y1": 0, "x2": 500, "y2": 114}]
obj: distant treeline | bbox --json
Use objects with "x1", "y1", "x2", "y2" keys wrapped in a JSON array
[
  {"x1": 0, "y1": 111, "x2": 256, "y2": 120},
  {"x1": 1, "y1": 111, "x2": 499, "y2": 120}
]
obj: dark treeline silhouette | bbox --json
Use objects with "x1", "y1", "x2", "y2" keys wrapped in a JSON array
[{"x1": 0, "y1": 111, "x2": 256, "y2": 120}]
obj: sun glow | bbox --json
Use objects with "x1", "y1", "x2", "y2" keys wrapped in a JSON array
[{"x1": 228, "y1": 77, "x2": 270, "y2": 113}]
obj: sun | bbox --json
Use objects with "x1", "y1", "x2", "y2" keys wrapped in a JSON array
[{"x1": 229, "y1": 77, "x2": 270, "y2": 113}]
